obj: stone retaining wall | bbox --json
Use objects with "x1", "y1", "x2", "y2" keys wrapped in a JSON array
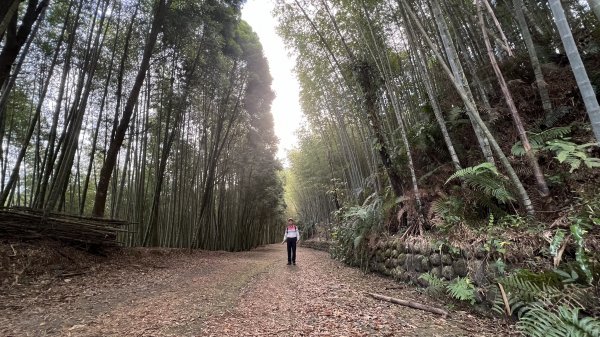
[
  {"x1": 301, "y1": 237, "x2": 494, "y2": 288},
  {"x1": 369, "y1": 237, "x2": 493, "y2": 287},
  {"x1": 300, "y1": 240, "x2": 331, "y2": 252}
]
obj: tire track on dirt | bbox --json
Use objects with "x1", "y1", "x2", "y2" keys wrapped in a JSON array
[
  {"x1": 200, "y1": 246, "x2": 513, "y2": 336},
  {"x1": 2, "y1": 245, "x2": 513, "y2": 336}
]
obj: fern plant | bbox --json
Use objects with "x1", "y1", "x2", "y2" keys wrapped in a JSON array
[
  {"x1": 544, "y1": 139, "x2": 600, "y2": 172},
  {"x1": 419, "y1": 272, "x2": 446, "y2": 296},
  {"x1": 419, "y1": 273, "x2": 478, "y2": 305},
  {"x1": 493, "y1": 271, "x2": 599, "y2": 337},
  {"x1": 511, "y1": 126, "x2": 572, "y2": 156},
  {"x1": 430, "y1": 195, "x2": 464, "y2": 226},
  {"x1": 549, "y1": 229, "x2": 567, "y2": 257},
  {"x1": 432, "y1": 163, "x2": 515, "y2": 228},
  {"x1": 570, "y1": 222, "x2": 593, "y2": 284},
  {"x1": 331, "y1": 193, "x2": 382, "y2": 270},
  {"x1": 518, "y1": 304, "x2": 600, "y2": 337},
  {"x1": 447, "y1": 277, "x2": 477, "y2": 304},
  {"x1": 446, "y1": 162, "x2": 515, "y2": 203},
  {"x1": 495, "y1": 272, "x2": 563, "y2": 307}
]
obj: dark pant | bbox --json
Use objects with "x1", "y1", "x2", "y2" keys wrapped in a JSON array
[{"x1": 286, "y1": 237, "x2": 297, "y2": 263}]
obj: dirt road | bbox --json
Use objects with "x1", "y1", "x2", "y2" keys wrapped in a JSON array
[{"x1": 1, "y1": 245, "x2": 513, "y2": 336}]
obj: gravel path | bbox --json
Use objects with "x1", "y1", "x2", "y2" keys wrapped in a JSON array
[{"x1": 1, "y1": 245, "x2": 514, "y2": 336}]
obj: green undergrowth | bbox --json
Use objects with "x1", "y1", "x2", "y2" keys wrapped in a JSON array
[{"x1": 327, "y1": 185, "x2": 600, "y2": 336}]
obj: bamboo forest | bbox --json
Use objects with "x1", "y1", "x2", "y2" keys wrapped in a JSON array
[{"x1": 2, "y1": 0, "x2": 600, "y2": 336}]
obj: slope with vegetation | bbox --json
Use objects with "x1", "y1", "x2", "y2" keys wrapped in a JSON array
[{"x1": 278, "y1": 0, "x2": 600, "y2": 335}]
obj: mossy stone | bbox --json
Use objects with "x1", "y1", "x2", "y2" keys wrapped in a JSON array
[
  {"x1": 442, "y1": 266, "x2": 455, "y2": 280},
  {"x1": 393, "y1": 267, "x2": 406, "y2": 282},
  {"x1": 453, "y1": 259, "x2": 468, "y2": 277},
  {"x1": 441, "y1": 254, "x2": 453, "y2": 266},
  {"x1": 419, "y1": 256, "x2": 430, "y2": 272},
  {"x1": 417, "y1": 275, "x2": 430, "y2": 287},
  {"x1": 470, "y1": 260, "x2": 487, "y2": 286},
  {"x1": 430, "y1": 253, "x2": 442, "y2": 266},
  {"x1": 404, "y1": 254, "x2": 415, "y2": 271},
  {"x1": 397, "y1": 253, "x2": 407, "y2": 265}
]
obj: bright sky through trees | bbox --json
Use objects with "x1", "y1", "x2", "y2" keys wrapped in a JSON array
[{"x1": 242, "y1": 0, "x2": 304, "y2": 164}]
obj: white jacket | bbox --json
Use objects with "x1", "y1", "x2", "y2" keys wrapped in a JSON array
[{"x1": 283, "y1": 225, "x2": 300, "y2": 241}]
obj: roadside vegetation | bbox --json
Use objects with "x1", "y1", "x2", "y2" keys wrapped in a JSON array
[{"x1": 279, "y1": 1, "x2": 600, "y2": 335}]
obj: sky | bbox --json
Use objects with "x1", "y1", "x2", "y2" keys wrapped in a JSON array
[{"x1": 241, "y1": 0, "x2": 304, "y2": 165}]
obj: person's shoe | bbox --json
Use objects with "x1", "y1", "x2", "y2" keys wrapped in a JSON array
[
  {"x1": 292, "y1": 262, "x2": 296, "y2": 265},
  {"x1": 287, "y1": 262, "x2": 291, "y2": 265}
]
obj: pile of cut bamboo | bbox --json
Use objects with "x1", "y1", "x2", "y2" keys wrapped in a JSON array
[{"x1": 0, "y1": 207, "x2": 128, "y2": 246}]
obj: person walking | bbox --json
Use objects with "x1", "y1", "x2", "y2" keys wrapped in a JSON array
[{"x1": 282, "y1": 218, "x2": 300, "y2": 265}]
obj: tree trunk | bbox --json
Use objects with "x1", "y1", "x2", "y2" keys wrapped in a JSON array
[
  {"x1": 548, "y1": 0, "x2": 600, "y2": 143},
  {"x1": 46, "y1": 0, "x2": 109, "y2": 211},
  {"x1": 355, "y1": 61, "x2": 404, "y2": 198},
  {"x1": 0, "y1": 0, "x2": 49, "y2": 95},
  {"x1": 404, "y1": 1, "x2": 535, "y2": 216},
  {"x1": 0, "y1": 0, "x2": 20, "y2": 43},
  {"x1": 513, "y1": 0, "x2": 553, "y2": 116},
  {"x1": 402, "y1": 10, "x2": 462, "y2": 170},
  {"x1": 34, "y1": 0, "x2": 83, "y2": 208},
  {"x1": 477, "y1": 0, "x2": 549, "y2": 198},
  {"x1": 429, "y1": 0, "x2": 495, "y2": 164},
  {"x1": 93, "y1": 0, "x2": 169, "y2": 217},
  {"x1": 0, "y1": 3, "x2": 59, "y2": 205}
]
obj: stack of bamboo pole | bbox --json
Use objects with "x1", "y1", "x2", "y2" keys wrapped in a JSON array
[{"x1": 0, "y1": 207, "x2": 128, "y2": 246}]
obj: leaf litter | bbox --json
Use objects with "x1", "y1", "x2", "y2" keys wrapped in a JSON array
[{"x1": 1, "y1": 242, "x2": 515, "y2": 336}]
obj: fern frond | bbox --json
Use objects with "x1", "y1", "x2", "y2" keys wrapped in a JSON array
[
  {"x1": 446, "y1": 163, "x2": 515, "y2": 204},
  {"x1": 519, "y1": 305, "x2": 600, "y2": 337},
  {"x1": 511, "y1": 126, "x2": 572, "y2": 156},
  {"x1": 557, "y1": 307, "x2": 600, "y2": 337},
  {"x1": 518, "y1": 304, "x2": 565, "y2": 337},
  {"x1": 498, "y1": 273, "x2": 561, "y2": 303},
  {"x1": 549, "y1": 229, "x2": 567, "y2": 257},
  {"x1": 447, "y1": 277, "x2": 476, "y2": 304},
  {"x1": 465, "y1": 174, "x2": 515, "y2": 203},
  {"x1": 431, "y1": 196, "x2": 462, "y2": 215},
  {"x1": 446, "y1": 162, "x2": 498, "y2": 183},
  {"x1": 492, "y1": 292, "x2": 529, "y2": 318},
  {"x1": 496, "y1": 271, "x2": 599, "y2": 337},
  {"x1": 419, "y1": 272, "x2": 447, "y2": 295}
]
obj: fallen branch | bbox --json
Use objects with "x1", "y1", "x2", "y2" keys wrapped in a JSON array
[
  {"x1": 58, "y1": 271, "x2": 89, "y2": 278},
  {"x1": 384, "y1": 286, "x2": 405, "y2": 290},
  {"x1": 367, "y1": 292, "x2": 449, "y2": 317}
]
